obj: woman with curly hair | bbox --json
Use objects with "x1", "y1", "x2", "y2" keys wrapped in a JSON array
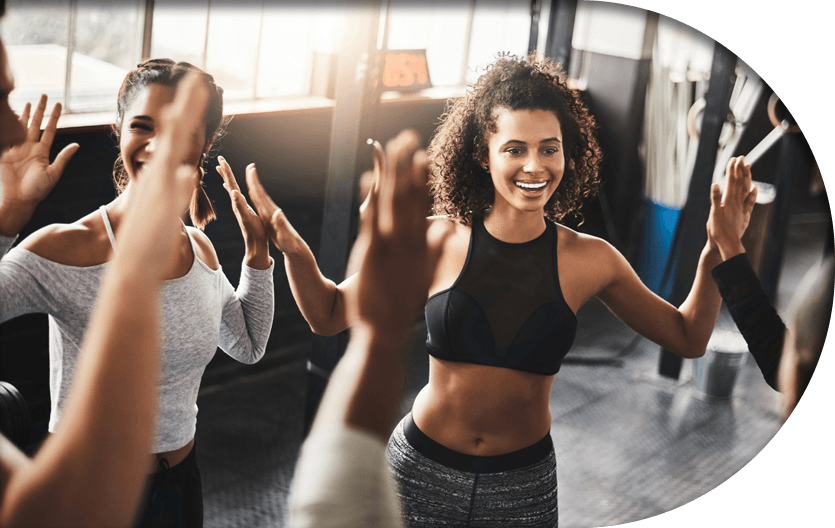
[
  {"x1": 247, "y1": 53, "x2": 750, "y2": 526},
  {"x1": 0, "y1": 59, "x2": 276, "y2": 526}
]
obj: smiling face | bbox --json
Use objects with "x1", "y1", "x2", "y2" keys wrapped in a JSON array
[
  {"x1": 119, "y1": 83, "x2": 206, "y2": 186},
  {"x1": 482, "y1": 107, "x2": 565, "y2": 216}
]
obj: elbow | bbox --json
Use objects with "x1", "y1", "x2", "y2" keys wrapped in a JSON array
[
  {"x1": 305, "y1": 303, "x2": 346, "y2": 337},
  {"x1": 307, "y1": 319, "x2": 342, "y2": 337},
  {"x1": 683, "y1": 346, "x2": 707, "y2": 359},
  {"x1": 674, "y1": 341, "x2": 707, "y2": 359},
  {"x1": 241, "y1": 346, "x2": 267, "y2": 365}
]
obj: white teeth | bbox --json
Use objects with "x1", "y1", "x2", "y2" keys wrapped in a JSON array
[{"x1": 515, "y1": 181, "x2": 547, "y2": 189}]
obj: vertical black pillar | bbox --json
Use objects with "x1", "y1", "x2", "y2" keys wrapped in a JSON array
[
  {"x1": 759, "y1": 128, "x2": 808, "y2": 302},
  {"x1": 657, "y1": 43, "x2": 737, "y2": 379},
  {"x1": 304, "y1": 1, "x2": 383, "y2": 434},
  {"x1": 544, "y1": 0, "x2": 577, "y2": 71},
  {"x1": 529, "y1": 0, "x2": 543, "y2": 54}
]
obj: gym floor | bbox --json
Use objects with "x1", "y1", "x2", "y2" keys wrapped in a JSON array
[{"x1": 193, "y1": 213, "x2": 827, "y2": 527}]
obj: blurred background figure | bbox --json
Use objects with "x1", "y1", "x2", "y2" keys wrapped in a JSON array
[
  {"x1": 277, "y1": 130, "x2": 430, "y2": 528},
  {"x1": 0, "y1": 0, "x2": 214, "y2": 518}
]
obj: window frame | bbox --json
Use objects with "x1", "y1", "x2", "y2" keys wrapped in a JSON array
[{"x1": 6, "y1": 0, "x2": 531, "y2": 129}]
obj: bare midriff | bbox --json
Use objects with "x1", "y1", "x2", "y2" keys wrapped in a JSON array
[{"x1": 411, "y1": 357, "x2": 554, "y2": 456}]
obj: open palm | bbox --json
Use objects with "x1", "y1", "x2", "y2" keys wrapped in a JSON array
[{"x1": 0, "y1": 95, "x2": 78, "y2": 235}]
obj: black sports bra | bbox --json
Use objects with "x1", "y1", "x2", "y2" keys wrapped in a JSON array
[{"x1": 424, "y1": 217, "x2": 577, "y2": 376}]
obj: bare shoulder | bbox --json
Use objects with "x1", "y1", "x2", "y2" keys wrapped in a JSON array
[
  {"x1": 19, "y1": 214, "x2": 111, "y2": 266},
  {"x1": 556, "y1": 223, "x2": 627, "y2": 281},
  {"x1": 556, "y1": 223, "x2": 620, "y2": 260},
  {"x1": 186, "y1": 227, "x2": 220, "y2": 271},
  {"x1": 427, "y1": 215, "x2": 470, "y2": 248},
  {"x1": 555, "y1": 224, "x2": 629, "y2": 308}
]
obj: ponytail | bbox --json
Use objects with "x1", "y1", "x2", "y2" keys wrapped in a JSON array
[{"x1": 189, "y1": 172, "x2": 216, "y2": 230}]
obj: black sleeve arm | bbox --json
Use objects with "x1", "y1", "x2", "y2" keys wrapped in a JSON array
[{"x1": 711, "y1": 253, "x2": 785, "y2": 391}]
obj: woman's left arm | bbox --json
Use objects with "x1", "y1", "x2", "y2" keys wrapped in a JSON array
[
  {"x1": 216, "y1": 260, "x2": 275, "y2": 364},
  {"x1": 596, "y1": 241, "x2": 722, "y2": 358},
  {"x1": 207, "y1": 156, "x2": 275, "y2": 363},
  {"x1": 595, "y1": 157, "x2": 755, "y2": 358}
]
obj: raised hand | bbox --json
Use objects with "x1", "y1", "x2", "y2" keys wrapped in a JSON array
[
  {"x1": 707, "y1": 155, "x2": 758, "y2": 261},
  {"x1": 245, "y1": 163, "x2": 309, "y2": 256},
  {"x1": 0, "y1": 95, "x2": 79, "y2": 236},
  {"x1": 119, "y1": 72, "x2": 207, "y2": 277},
  {"x1": 346, "y1": 129, "x2": 431, "y2": 335},
  {"x1": 215, "y1": 156, "x2": 271, "y2": 269},
  {"x1": 358, "y1": 138, "x2": 384, "y2": 222}
]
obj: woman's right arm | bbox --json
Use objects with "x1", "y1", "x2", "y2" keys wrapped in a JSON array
[
  {"x1": 244, "y1": 164, "x2": 358, "y2": 336},
  {"x1": 0, "y1": 94, "x2": 78, "y2": 323},
  {"x1": 0, "y1": 233, "x2": 59, "y2": 323}
]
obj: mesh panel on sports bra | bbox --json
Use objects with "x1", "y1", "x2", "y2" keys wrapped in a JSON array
[{"x1": 424, "y1": 218, "x2": 577, "y2": 375}]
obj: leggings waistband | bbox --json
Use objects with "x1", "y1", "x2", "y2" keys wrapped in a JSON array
[{"x1": 403, "y1": 414, "x2": 552, "y2": 474}]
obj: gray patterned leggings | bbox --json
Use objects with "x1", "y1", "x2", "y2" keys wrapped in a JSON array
[{"x1": 386, "y1": 414, "x2": 558, "y2": 527}]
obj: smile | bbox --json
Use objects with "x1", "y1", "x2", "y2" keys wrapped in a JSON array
[{"x1": 514, "y1": 181, "x2": 547, "y2": 190}]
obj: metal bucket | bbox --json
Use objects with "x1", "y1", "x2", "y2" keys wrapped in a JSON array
[{"x1": 692, "y1": 329, "x2": 749, "y2": 400}]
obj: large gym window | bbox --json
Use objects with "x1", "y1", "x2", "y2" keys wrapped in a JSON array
[{"x1": 0, "y1": 0, "x2": 534, "y2": 119}]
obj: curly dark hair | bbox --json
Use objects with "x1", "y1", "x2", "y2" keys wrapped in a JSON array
[
  {"x1": 428, "y1": 53, "x2": 601, "y2": 224},
  {"x1": 112, "y1": 58, "x2": 228, "y2": 229}
]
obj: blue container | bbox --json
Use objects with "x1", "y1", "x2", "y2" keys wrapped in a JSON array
[{"x1": 636, "y1": 199, "x2": 682, "y2": 299}]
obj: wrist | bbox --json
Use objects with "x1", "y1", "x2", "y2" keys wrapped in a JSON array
[
  {"x1": 715, "y1": 238, "x2": 746, "y2": 261},
  {"x1": 0, "y1": 201, "x2": 37, "y2": 238},
  {"x1": 244, "y1": 241, "x2": 271, "y2": 270}
]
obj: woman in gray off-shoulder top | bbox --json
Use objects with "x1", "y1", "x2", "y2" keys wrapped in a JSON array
[{"x1": 0, "y1": 59, "x2": 275, "y2": 528}]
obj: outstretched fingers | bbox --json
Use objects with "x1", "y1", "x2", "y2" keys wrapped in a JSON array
[
  {"x1": 359, "y1": 139, "x2": 385, "y2": 220},
  {"x1": 25, "y1": 95, "x2": 47, "y2": 143},
  {"x1": 40, "y1": 102, "x2": 63, "y2": 149},
  {"x1": 216, "y1": 156, "x2": 242, "y2": 194},
  {"x1": 160, "y1": 72, "x2": 209, "y2": 163},
  {"x1": 18, "y1": 102, "x2": 31, "y2": 130},
  {"x1": 407, "y1": 149, "x2": 429, "y2": 234},
  {"x1": 723, "y1": 156, "x2": 748, "y2": 205},
  {"x1": 382, "y1": 130, "x2": 421, "y2": 237},
  {"x1": 244, "y1": 164, "x2": 278, "y2": 221}
]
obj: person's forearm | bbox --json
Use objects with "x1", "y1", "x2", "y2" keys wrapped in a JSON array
[
  {"x1": 676, "y1": 243, "x2": 724, "y2": 357},
  {"x1": 219, "y1": 261, "x2": 275, "y2": 364},
  {"x1": 0, "y1": 201, "x2": 35, "y2": 238},
  {"x1": 243, "y1": 236, "x2": 271, "y2": 270},
  {"x1": 311, "y1": 322, "x2": 411, "y2": 442},
  {"x1": 712, "y1": 254, "x2": 784, "y2": 390},
  {"x1": 284, "y1": 242, "x2": 349, "y2": 336},
  {"x1": 0, "y1": 270, "x2": 160, "y2": 528}
]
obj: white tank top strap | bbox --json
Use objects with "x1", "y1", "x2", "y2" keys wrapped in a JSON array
[
  {"x1": 182, "y1": 221, "x2": 200, "y2": 260},
  {"x1": 98, "y1": 206, "x2": 117, "y2": 251}
]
